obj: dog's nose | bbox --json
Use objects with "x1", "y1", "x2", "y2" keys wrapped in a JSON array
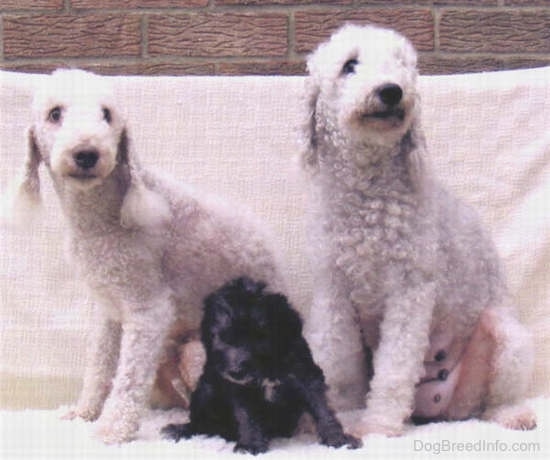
[
  {"x1": 377, "y1": 83, "x2": 403, "y2": 106},
  {"x1": 74, "y1": 150, "x2": 99, "y2": 170}
]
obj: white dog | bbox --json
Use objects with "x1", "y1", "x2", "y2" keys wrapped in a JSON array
[
  {"x1": 15, "y1": 69, "x2": 286, "y2": 443},
  {"x1": 301, "y1": 24, "x2": 536, "y2": 437}
]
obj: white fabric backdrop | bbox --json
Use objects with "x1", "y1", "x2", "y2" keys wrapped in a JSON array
[{"x1": 1, "y1": 68, "x2": 549, "y2": 411}]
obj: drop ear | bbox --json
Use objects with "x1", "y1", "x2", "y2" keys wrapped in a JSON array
[
  {"x1": 116, "y1": 127, "x2": 132, "y2": 183},
  {"x1": 300, "y1": 76, "x2": 321, "y2": 174},
  {"x1": 118, "y1": 128, "x2": 171, "y2": 231},
  {"x1": 19, "y1": 127, "x2": 42, "y2": 205},
  {"x1": 402, "y1": 117, "x2": 427, "y2": 194},
  {"x1": 3, "y1": 127, "x2": 43, "y2": 225}
]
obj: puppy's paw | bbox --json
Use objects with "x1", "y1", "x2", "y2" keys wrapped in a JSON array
[
  {"x1": 234, "y1": 440, "x2": 269, "y2": 455},
  {"x1": 321, "y1": 431, "x2": 363, "y2": 450},
  {"x1": 161, "y1": 423, "x2": 194, "y2": 442}
]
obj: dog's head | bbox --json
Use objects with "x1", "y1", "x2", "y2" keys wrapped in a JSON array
[
  {"x1": 27, "y1": 69, "x2": 127, "y2": 192},
  {"x1": 14, "y1": 69, "x2": 170, "y2": 230},
  {"x1": 302, "y1": 24, "x2": 420, "y2": 169},
  {"x1": 201, "y1": 277, "x2": 302, "y2": 386}
]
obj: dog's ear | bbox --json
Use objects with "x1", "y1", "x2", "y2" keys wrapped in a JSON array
[
  {"x1": 118, "y1": 128, "x2": 172, "y2": 231},
  {"x1": 267, "y1": 294, "x2": 303, "y2": 338},
  {"x1": 399, "y1": 41, "x2": 424, "y2": 192},
  {"x1": 300, "y1": 76, "x2": 321, "y2": 174},
  {"x1": 3, "y1": 127, "x2": 43, "y2": 225},
  {"x1": 402, "y1": 115, "x2": 427, "y2": 194},
  {"x1": 20, "y1": 127, "x2": 42, "y2": 204}
]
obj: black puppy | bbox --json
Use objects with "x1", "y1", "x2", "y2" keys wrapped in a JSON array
[{"x1": 162, "y1": 277, "x2": 361, "y2": 454}]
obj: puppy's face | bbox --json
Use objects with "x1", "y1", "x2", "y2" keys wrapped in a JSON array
[
  {"x1": 31, "y1": 69, "x2": 125, "y2": 189},
  {"x1": 202, "y1": 278, "x2": 301, "y2": 386},
  {"x1": 309, "y1": 25, "x2": 419, "y2": 147}
]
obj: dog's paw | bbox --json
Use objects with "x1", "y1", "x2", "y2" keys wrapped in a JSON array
[
  {"x1": 94, "y1": 414, "x2": 138, "y2": 444},
  {"x1": 483, "y1": 404, "x2": 537, "y2": 431},
  {"x1": 61, "y1": 405, "x2": 100, "y2": 422},
  {"x1": 161, "y1": 423, "x2": 194, "y2": 442},
  {"x1": 353, "y1": 413, "x2": 404, "y2": 438},
  {"x1": 233, "y1": 440, "x2": 269, "y2": 455},
  {"x1": 321, "y1": 431, "x2": 363, "y2": 450}
]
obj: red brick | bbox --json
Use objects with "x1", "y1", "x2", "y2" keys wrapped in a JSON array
[
  {"x1": 294, "y1": 9, "x2": 434, "y2": 54},
  {"x1": 216, "y1": 0, "x2": 350, "y2": 5},
  {"x1": 71, "y1": 0, "x2": 208, "y2": 9},
  {"x1": 419, "y1": 54, "x2": 550, "y2": 75},
  {"x1": 217, "y1": 60, "x2": 305, "y2": 75},
  {"x1": 357, "y1": 1, "x2": 434, "y2": 4},
  {"x1": 0, "y1": 60, "x2": 217, "y2": 76},
  {"x1": 433, "y1": 0, "x2": 496, "y2": 4},
  {"x1": 83, "y1": 61, "x2": 216, "y2": 76},
  {"x1": 148, "y1": 13, "x2": 288, "y2": 58},
  {"x1": 440, "y1": 10, "x2": 550, "y2": 53},
  {"x1": 504, "y1": 0, "x2": 549, "y2": 5},
  {"x1": 3, "y1": 14, "x2": 142, "y2": 59},
  {"x1": 0, "y1": 0, "x2": 63, "y2": 10}
]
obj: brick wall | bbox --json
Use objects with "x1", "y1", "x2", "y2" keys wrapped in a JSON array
[{"x1": 1, "y1": 1, "x2": 549, "y2": 76}]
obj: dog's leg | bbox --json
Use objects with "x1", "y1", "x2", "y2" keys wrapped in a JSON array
[
  {"x1": 305, "y1": 273, "x2": 369, "y2": 412},
  {"x1": 479, "y1": 308, "x2": 537, "y2": 430},
  {"x1": 292, "y1": 371, "x2": 362, "y2": 449},
  {"x1": 95, "y1": 292, "x2": 175, "y2": 444},
  {"x1": 357, "y1": 281, "x2": 435, "y2": 437},
  {"x1": 232, "y1": 396, "x2": 269, "y2": 455},
  {"x1": 64, "y1": 312, "x2": 121, "y2": 421}
]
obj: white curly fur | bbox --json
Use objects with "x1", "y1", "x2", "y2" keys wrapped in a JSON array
[
  {"x1": 301, "y1": 24, "x2": 536, "y2": 437},
  {"x1": 16, "y1": 69, "x2": 286, "y2": 444}
]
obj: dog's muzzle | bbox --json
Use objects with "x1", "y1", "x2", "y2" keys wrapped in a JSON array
[
  {"x1": 70, "y1": 149, "x2": 99, "y2": 179},
  {"x1": 362, "y1": 83, "x2": 406, "y2": 123}
]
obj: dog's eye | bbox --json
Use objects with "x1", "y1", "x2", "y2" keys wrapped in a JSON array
[
  {"x1": 102, "y1": 107, "x2": 112, "y2": 124},
  {"x1": 342, "y1": 58, "x2": 358, "y2": 75},
  {"x1": 47, "y1": 106, "x2": 63, "y2": 123}
]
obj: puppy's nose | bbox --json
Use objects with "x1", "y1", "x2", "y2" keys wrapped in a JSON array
[
  {"x1": 74, "y1": 150, "x2": 99, "y2": 170},
  {"x1": 377, "y1": 83, "x2": 403, "y2": 106}
]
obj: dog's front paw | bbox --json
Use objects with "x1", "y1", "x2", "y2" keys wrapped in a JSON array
[
  {"x1": 234, "y1": 440, "x2": 269, "y2": 455},
  {"x1": 161, "y1": 423, "x2": 194, "y2": 442},
  {"x1": 353, "y1": 413, "x2": 404, "y2": 438},
  {"x1": 483, "y1": 404, "x2": 537, "y2": 431},
  {"x1": 94, "y1": 413, "x2": 139, "y2": 444},
  {"x1": 321, "y1": 431, "x2": 363, "y2": 450},
  {"x1": 61, "y1": 405, "x2": 101, "y2": 422}
]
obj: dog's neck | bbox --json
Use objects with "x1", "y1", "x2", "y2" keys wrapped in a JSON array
[
  {"x1": 50, "y1": 164, "x2": 130, "y2": 235},
  {"x1": 316, "y1": 129, "x2": 423, "y2": 198}
]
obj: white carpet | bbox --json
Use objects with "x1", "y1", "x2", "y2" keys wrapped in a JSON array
[{"x1": 1, "y1": 398, "x2": 548, "y2": 459}]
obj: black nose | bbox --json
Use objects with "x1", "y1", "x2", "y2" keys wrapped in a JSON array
[
  {"x1": 377, "y1": 83, "x2": 403, "y2": 106},
  {"x1": 74, "y1": 151, "x2": 99, "y2": 170}
]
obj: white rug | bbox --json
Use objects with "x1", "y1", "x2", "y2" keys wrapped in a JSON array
[{"x1": 1, "y1": 398, "x2": 548, "y2": 459}]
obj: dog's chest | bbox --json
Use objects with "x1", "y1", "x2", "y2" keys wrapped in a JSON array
[
  {"x1": 329, "y1": 193, "x2": 418, "y2": 261},
  {"x1": 261, "y1": 378, "x2": 282, "y2": 402},
  {"x1": 69, "y1": 228, "x2": 163, "y2": 299}
]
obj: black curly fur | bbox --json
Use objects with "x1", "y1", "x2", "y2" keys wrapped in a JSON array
[{"x1": 161, "y1": 277, "x2": 361, "y2": 454}]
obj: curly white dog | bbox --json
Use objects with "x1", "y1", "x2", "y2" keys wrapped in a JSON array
[
  {"x1": 15, "y1": 69, "x2": 286, "y2": 444},
  {"x1": 302, "y1": 24, "x2": 536, "y2": 437}
]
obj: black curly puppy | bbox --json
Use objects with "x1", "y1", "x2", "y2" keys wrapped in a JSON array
[{"x1": 161, "y1": 277, "x2": 361, "y2": 454}]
